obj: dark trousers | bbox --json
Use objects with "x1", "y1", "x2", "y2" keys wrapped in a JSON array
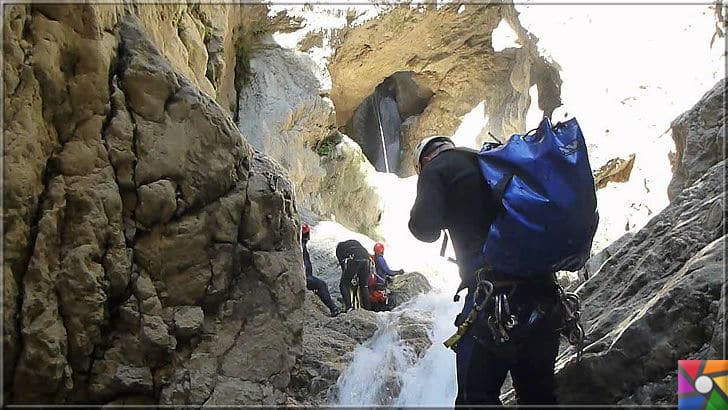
[
  {"x1": 338, "y1": 258, "x2": 371, "y2": 310},
  {"x1": 455, "y1": 328, "x2": 560, "y2": 405},
  {"x1": 306, "y1": 275, "x2": 337, "y2": 312},
  {"x1": 455, "y1": 283, "x2": 561, "y2": 406}
]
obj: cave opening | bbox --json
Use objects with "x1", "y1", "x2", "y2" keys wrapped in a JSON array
[{"x1": 348, "y1": 71, "x2": 434, "y2": 174}]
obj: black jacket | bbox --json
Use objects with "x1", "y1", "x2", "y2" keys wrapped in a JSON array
[
  {"x1": 408, "y1": 148, "x2": 498, "y2": 280},
  {"x1": 336, "y1": 240, "x2": 370, "y2": 262}
]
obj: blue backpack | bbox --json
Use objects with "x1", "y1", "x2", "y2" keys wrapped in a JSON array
[{"x1": 476, "y1": 117, "x2": 599, "y2": 278}]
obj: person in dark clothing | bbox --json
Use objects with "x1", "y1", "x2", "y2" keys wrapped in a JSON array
[
  {"x1": 408, "y1": 136, "x2": 562, "y2": 406},
  {"x1": 372, "y1": 242, "x2": 404, "y2": 286},
  {"x1": 302, "y1": 224, "x2": 341, "y2": 317},
  {"x1": 335, "y1": 239, "x2": 372, "y2": 311}
]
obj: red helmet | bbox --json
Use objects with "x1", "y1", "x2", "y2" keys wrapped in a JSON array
[
  {"x1": 302, "y1": 223, "x2": 311, "y2": 234},
  {"x1": 373, "y1": 242, "x2": 384, "y2": 254}
]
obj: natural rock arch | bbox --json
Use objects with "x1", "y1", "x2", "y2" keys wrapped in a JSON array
[{"x1": 328, "y1": 4, "x2": 562, "y2": 175}]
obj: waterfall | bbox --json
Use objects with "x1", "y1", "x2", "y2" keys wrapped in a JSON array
[
  {"x1": 331, "y1": 169, "x2": 465, "y2": 406},
  {"x1": 335, "y1": 292, "x2": 461, "y2": 406},
  {"x1": 335, "y1": 312, "x2": 415, "y2": 405}
]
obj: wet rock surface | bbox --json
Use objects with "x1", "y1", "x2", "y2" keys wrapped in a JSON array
[
  {"x1": 289, "y1": 293, "x2": 433, "y2": 406},
  {"x1": 388, "y1": 272, "x2": 433, "y2": 309}
]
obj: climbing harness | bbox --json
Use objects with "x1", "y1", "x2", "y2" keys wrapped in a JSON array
[
  {"x1": 557, "y1": 285, "x2": 585, "y2": 361},
  {"x1": 444, "y1": 269, "x2": 494, "y2": 350},
  {"x1": 444, "y1": 269, "x2": 586, "y2": 359},
  {"x1": 372, "y1": 94, "x2": 390, "y2": 173}
]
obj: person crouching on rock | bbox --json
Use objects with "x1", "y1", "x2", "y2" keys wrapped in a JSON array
[
  {"x1": 302, "y1": 224, "x2": 341, "y2": 317},
  {"x1": 335, "y1": 239, "x2": 372, "y2": 312},
  {"x1": 372, "y1": 242, "x2": 404, "y2": 286}
]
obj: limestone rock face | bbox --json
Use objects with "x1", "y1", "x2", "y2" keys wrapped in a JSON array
[
  {"x1": 129, "y1": 4, "x2": 270, "y2": 114},
  {"x1": 329, "y1": 4, "x2": 561, "y2": 176},
  {"x1": 238, "y1": 46, "x2": 381, "y2": 237},
  {"x1": 236, "y1": 46, "x2": 384, "y2": 237},
  {"x1": 3, "y1": 9, "x2": 303, "y2": 405},
  {"x1": 237, "y1": 46, "x2": 334, "y2": 208},
  {"x1": 317, "y1": 135, "x2": 384, "y2": 238},
  {"x1": 668, "y1": 78, "x2": 726, "y2": 200},
  {"x1": 555, "y1": 159, "x2": 725, "y2": 404}
]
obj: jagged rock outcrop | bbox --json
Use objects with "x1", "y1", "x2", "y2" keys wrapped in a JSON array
[
  {"x1": 668, "y1": 78, "x2": 726, "y2": 200},
  {"x1": 329, "y1": 4, "x2": 561, "y2": 175},
  {"x1": 553, "y1": 85, "x2": 726, "y2": 404},
  {"x1": 3, "y1": 8, "x2": 303, "y2": 405},
  {"x1": 575, "y1": 231, "x2": 635, "y2": 284}
]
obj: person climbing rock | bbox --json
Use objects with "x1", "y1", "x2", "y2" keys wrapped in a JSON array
[
  {"x1": 408, "y1": 136, "x2": 564, "y2": 406},
  {"x1": 302, "y1": 223, "x2": 341, "y2": 318},
  {"x1": 372, "y1": 242, "x2": 404, "y2": 286},
  {"x1": 335, "y1": 239, "x2": 372, "y2": 311}
]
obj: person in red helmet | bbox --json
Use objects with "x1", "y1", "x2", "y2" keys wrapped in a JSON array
[
  {"x1": 301, "y1": 223, "x2": 341, "y2": 317},
  {"x1": 372, "y1": 242, "x2": 404, "y2": 286}
]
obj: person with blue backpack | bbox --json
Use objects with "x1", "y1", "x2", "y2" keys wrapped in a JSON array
[{"x1": 408, "y1": 118, "x2": 597, "y2": 406}]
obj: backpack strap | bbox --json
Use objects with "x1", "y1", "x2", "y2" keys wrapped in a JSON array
[{"x1": 491, "y1": 173, "x2": 514, "y2": 207}]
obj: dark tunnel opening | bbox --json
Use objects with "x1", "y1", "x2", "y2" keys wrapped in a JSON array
[{"x1": 348, "y1": 72, "x2": 433, "y2": 173}]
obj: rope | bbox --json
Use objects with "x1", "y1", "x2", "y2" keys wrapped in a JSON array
[{"x1": 373, "y1": 94, "x2": 390, "y2": 173}]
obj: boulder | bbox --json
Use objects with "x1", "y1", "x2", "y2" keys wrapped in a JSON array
[
  {"x1": 317, "y1": 135, "x2": 384, "y2": 238},
  {"x1": 388, "y1": 272, "x2": 432, "y2": 308}
]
